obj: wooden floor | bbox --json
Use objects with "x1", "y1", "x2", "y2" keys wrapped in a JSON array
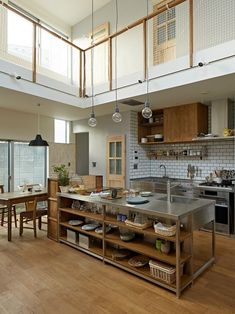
[{"x1": 0, "y1": 226, "x2": 235, "y2": 314}]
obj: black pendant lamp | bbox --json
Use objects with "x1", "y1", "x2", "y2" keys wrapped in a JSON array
[{"x1": 29, "y1": 104, "x2": 49, "y2": 147}]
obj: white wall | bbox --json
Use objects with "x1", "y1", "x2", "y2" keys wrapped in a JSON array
[
  {"x1": 72, "y1": 111, "x2": 131, "y2": 186},
  {"x1": 0, "y1": 107, "x2": 76, "y2": 174},
  {"x1": 0, "y1": 107, "x2": 53, "y2": 142}
]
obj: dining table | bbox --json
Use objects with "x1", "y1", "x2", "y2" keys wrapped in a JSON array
[{"x1": 0, "y1": 188, "x2": 48, "y2": 241}]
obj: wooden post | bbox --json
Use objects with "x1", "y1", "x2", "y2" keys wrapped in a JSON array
[
  {"x1": 108, "y1": 38, "x2": 112, "y2": 91},
  {"x1": 32, "y1": 23, "x2": 37, "y2": 83},
  {"x1": 79, "y1": 50, "x2": 82, "y2": 97},
  {"x1": 83, "y1": 51, "x2": 86, "y2": 97},
  {"x1": 189, "y1": 0, "x2": 194, "y2": 67}
]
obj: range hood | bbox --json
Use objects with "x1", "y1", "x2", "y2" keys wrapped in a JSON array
[{"x1": 211, "y1": 99, "x2": 234, "y2": 137}]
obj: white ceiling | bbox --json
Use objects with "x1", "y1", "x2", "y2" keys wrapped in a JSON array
[
  {"x1": 19, "y1": 0, "x2": 112, "y2": 26},
  {"x1": 0, "y1": 73, "x2": 234, "y2": 121}
]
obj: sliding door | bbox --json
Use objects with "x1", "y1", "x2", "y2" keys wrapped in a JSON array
[{"x1": 0, "y1": 140, "x2": 47, "y2": 192}]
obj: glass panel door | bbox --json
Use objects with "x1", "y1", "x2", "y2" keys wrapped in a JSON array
[
  {"x1": 0, "y1": 141, "x2": 9, "y2": 192},
  {"x1": 13, "y1": 142, "x2": 46, "y2": 190},
  {"x1": 106, "y1": 135, "x2": 125, "y2": 188}
]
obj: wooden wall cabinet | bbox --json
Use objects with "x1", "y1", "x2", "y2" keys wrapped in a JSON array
[
  {"x1": 138, "y1": 103, "x2": 208, "y2": 144},
  {"x1": 138, "y1": 109, "x2": 164, "y2": 144},
  {"x1": 163, "y1": 103, "x2": 208, "y2": 143}
]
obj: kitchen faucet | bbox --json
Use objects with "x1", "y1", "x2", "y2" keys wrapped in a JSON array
[
  {"x1": 167, "y1": 179, "x2": 181, "y2": 202},
  {"x1": 159, "y1": 164, "x2": 167, "y2": 178}
]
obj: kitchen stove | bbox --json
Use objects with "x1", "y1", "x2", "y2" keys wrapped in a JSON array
[{"x1": 196, "y1": 181, "x2": 234, "y2": 235}]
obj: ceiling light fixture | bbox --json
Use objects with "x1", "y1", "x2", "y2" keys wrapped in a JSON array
[
  {"x1": 142, "y1": 0, "x2": 152, "y2": 119},
  {"x1": 88, "y1": 0, "x2": 97, "y2": 127},
  {"x1": 29, "y1": 104, "x2": 49, "y2": 146},
  {"x1": 112, "y1": 0, "x2": 122, "y2": 123}
]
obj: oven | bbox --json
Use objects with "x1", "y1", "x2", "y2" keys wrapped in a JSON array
[{"x1": 196, "y1": 188, "x2": 234, "y2": 235}]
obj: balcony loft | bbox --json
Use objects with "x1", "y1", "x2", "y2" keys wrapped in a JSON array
[{"x1": 0, "y1": 0, "x2": 235, "y2": 119}]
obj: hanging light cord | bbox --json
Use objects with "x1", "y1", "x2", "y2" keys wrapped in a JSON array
[
  {"x1": 146, "y1": 0, "x2": 149, "y2": 102},
  {"x1": 115, "y1": 0, "x2": 118, "y2": 110},
  {"x1": 91, "y1": 0, "x2": 94, "y2": 114},
  {"x1": 37, "y1": 103, "x2": 40, "y2": 134}
]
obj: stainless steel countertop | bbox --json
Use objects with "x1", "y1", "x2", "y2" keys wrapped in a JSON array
[{"x1": 58, "y1": 192, "x2": 215, "y2": 221}]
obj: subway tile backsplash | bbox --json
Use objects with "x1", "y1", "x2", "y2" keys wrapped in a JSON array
[{"x1": 129, "y1": 111, "x2": 235, "y2": 180}]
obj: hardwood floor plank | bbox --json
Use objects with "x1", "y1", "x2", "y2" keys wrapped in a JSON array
[{"x1": 0, "y1": 227, "x2": 235, "y2": 314}]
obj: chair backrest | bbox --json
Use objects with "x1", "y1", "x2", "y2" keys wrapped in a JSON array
[
  {"x1": 0, "y1": 185, "x2": 4, "y2": 194},
  {"x1": 25, "y1": 200, "x2": 37, "y2": 212}
]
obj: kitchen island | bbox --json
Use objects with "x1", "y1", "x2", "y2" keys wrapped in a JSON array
[{"x1": 57, "y1": 192, "x2": 215, "y2": 297}]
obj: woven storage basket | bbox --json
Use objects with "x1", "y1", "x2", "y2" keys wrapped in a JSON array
[
  {"x1": 153, "y1": 222, "x2": 176, "y2": 237},
  {"x1": 149, "y1": 260, "x2": 183, "y2": 284}
]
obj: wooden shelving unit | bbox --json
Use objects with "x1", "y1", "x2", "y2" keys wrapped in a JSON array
[
  {"x1": 57, "y1": 195, "x2": 195, "y2": 297},
  {"x1": 138, "y1": 103, "x2": 208, "y2": 145},
  {"x1": 104, "y1": 215, "x2": 191, "y2": 242}
]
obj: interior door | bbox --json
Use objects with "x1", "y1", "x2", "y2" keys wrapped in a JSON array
[{"x1": 106, "y1": 135, "x2": 125, "y2": 188}]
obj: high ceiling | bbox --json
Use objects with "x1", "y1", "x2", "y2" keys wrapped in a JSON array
[{"x1": 14, "y1": 0, "x2": 112, "y2": 26}]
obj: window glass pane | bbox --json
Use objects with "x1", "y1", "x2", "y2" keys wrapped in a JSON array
[
  {"x1": 167, "y1": 21, "x2": 176, "y2": 40},
  {"x1": 7, "y1": 10, "x2": 33, "y2": 62},
  {"x1": 157, "y1": 12, "x2": 166, "y2": 25},
  {"x1": 167, "y1": 8, "x2": 175, "y2": 20},
  {"x1": 54, "y1": 119, "x2": 66, "y2": 143},
  {"x1": 109, "y1": 143, "x2": 115, "y2": 158},
  {"x1": 157, "y1": 26, "x2": 166, "y2": 45},
  {"x1": 0, "y1": 141, "x2": 9, "y2": 192},
  {"x1": 40, "y1": 29, "x2": 69, "y2": 77},
  {"x1": 14, "y1": 143, "x2": 46, "y2": 190},
  {"x1": 116, "y1": 142, "x2": 122, "y2": 157},
  {"x1": 116, "y1": 160, "x2": 122, "y2": 175},
  {"x1": 109, "y1": 159, "x2": 115, "y2": 175}
]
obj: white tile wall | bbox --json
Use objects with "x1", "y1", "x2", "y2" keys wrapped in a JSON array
[{"x1": 129, "y1": 111, "x2": 235, "y2": 180}]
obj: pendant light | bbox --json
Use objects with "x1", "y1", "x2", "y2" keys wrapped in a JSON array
[
  {"x1": 29, "y1": 104, "x2": 49, "y2": 147},
  {"x1": 142, "y1": 0, "x2": 152, "y2": 119},
  {"x1": 112, "y1": 0, "x2": 122, "y2": 123},
  {"x1": 88, "y1": 0, "x2": 97, "y2": 127}
]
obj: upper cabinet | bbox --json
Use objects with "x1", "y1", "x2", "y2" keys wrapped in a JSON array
[
  {"x1": 138, "y1": 103, "x2": 208, "y2": 144},
  {"x1": 164, "y1": 103, "x2": 208, "y2": 143}
]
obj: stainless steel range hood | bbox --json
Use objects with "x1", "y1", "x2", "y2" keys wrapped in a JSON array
[{"x1": 211, "y1": 98, "x2": 234, "y2": 136}]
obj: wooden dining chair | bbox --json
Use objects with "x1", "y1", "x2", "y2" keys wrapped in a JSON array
[
  {"x1": 19, "y1": 199, "x2": 47, "y2": 237},
  {"x1": 0, "y1": 185, "x2": 17, "y2": 228}
]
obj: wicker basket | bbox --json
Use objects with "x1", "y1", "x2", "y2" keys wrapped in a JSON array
[
  {"x1": 153, "y1": 222, "x2": 176, "y2": 237},
  {"x1": 149, "y1": 260, "x2": 183, "y2": 284}
]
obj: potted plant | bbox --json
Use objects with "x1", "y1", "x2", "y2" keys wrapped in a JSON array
[{"x1": 52, "y1": 164, "x2": 70, "y2": 192}]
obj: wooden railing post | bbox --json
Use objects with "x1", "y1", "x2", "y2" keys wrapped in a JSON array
[
  {"x1": 83, "y1": 51, "x2": 86, "y2": 97},
  {"x1": 108, "y1": 37, "x2": 112, "y2": 91},
  {"x1": 79, "y1": 50, "x2": 82, "y2": 97}
]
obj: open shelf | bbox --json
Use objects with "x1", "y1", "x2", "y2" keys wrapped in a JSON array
[
  {"x1": 60, "y1": 222, "x2": 103, "y2": 239},
  {"x1": 60, "y1": 236, "x2": 103, "y2": 259},
  {"x1": 104, "y1": 216, "x2": 191, "y2": 242},
  {"x1": 104, "y1": 256, "x2": 192, "y2": 290},
  {"x1": 104, "y1": 233, "x2": 190, "y2": 265},
  {"x1": 59, "y1": 207, "x2": 103, "y2": 222}
]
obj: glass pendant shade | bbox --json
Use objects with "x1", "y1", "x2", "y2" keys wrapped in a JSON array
[
  {"x1": 88, "y1": 112, "x2": 97, "y2": 127},
  {"x1": 112, "y1": 106, "x2": 122, "y2": 123},
  {"x1": 142, "y1": 100, "x2": 152, "y2": 119}
]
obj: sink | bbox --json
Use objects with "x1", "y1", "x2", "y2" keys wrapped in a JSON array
[{"x1": 159, "y1": 196, "x2": 198, "y2": 204}]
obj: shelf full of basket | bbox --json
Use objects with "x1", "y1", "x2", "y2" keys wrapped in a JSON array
[{"x1": 57, "y1": 191, "x2": 215, "y2": 298}]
